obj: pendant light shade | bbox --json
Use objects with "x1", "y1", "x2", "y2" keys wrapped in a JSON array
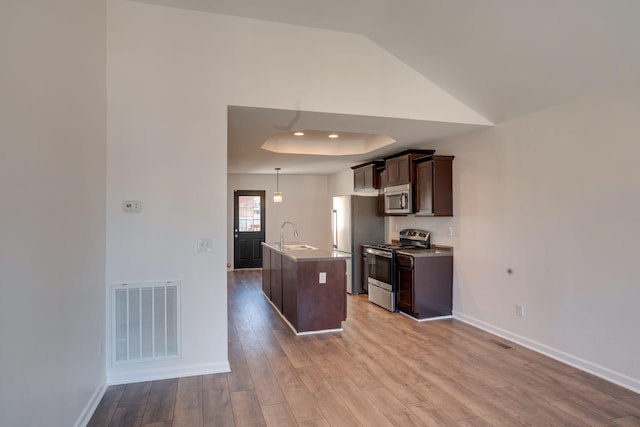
[{"x1": 273, "y1": 168, "x2": 283, "y2": 203}]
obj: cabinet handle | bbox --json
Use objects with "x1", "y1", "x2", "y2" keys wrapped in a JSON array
[{"x1": 332, "y1": 210, "x2": 338, "y2": 248}]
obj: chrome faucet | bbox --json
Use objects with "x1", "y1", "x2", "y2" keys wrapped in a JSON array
[{"x1": 280, "y1": 221, "x2": 299, "y2": 249}]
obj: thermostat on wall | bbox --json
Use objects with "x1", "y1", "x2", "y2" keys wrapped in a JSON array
[{"x1": 122, "y1": 200, "x2": 142, "y2": 213}]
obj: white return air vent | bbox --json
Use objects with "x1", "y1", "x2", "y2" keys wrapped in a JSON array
[{"x1": 111, "y1": 281, "x2": 181, "y2": 364}]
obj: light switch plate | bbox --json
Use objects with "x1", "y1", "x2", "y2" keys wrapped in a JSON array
[
  {"x1": 197, "y1": 238, "x2": 213, "y2": 252},
  {"x1": 319, "y1": 272, "x2": 326, "y2": 284}
]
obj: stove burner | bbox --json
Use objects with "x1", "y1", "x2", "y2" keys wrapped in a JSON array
[
  {"x1": 367, "y1": 243, "x2": 423, "y2": 251},
  {"x1": 365, "y1": 229, "x2": 431, "y2": 252}
]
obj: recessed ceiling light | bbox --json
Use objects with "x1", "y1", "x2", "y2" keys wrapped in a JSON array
[
  {"x1": 294, "y1": 131, "x2": 304, "y2": 136},
  {"x1": 328, "y1": 133, "x2": 339, "y2": 138}
]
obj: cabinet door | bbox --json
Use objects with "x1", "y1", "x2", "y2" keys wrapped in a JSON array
[
  {"x1": 354, "y1": 168, "x2": 365, "y2": 191},
  {"x1": 386, "y1": 154, "x2": 412, "y2": 186},
  {"x1": 415, "y1": 160, "x2": 434, "y2": 215},
  {"x1": 415, "y1": 156, "x2": 454, "y2": 216},
  {"x1": 270, "y1": 250, "x2": 283, "y2": 312},
  {"x1": 363, "y1": 166, "x2": 374, "y2": 189},
  {"x1": 353, "y1": 164, "x2": 379, "y2": 192},
  {"x1": 262, "y1": 245, "x2": 271, "y2": 298},
  {"x1": 432, "y1": 158, "x2": 454, "y2": 216},
  {"x1": 397, "y1": 155, "x2": 411, "y2": 185},
  {"x1": 385, "y1": 157, "x2": 399, "y2": 186},
  {"x1": 378, "y1": 170, "x2": 387, "y2": 215},
  {"x1": 396, "y1": 255, "x2": 414, "y2": 313}
]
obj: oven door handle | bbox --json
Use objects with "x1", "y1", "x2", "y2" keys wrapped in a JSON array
[{"x1": 365, "y1": 248, "x2": 393, "y2": 258}]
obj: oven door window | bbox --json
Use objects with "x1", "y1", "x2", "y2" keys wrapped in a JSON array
[{"x1": 368, "y1": 253, "x2": 392, "y2": 284}]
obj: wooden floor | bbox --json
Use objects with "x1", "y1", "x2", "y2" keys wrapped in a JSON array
[{"x1": 89, "y1": 269, "x2": 640, "y2": 426}]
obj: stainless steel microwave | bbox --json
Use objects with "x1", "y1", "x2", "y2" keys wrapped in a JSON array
[{"x1": 384, "y1": 183, "x2": 412, "y2": 214}]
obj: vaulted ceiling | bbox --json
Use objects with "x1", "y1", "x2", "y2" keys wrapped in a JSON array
[{"x1": 134, "y1": 0, "x2": 640, "y2": 173}]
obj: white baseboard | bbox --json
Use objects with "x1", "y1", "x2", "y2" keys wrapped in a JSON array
[
  {"x1": 74, "y1": 382, "x2": 107, "y2": 427},
  {"x1": 452, "y1": 310, "x2": 640, "y2": 394},
  {"x1": 106, "y1": 361, "x2": 231, "y2": 385},
  {"x1": 399, "y1": 311, "x2": 453, "y2": 323}
]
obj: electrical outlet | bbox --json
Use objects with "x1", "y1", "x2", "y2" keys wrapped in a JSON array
[
  {"x1": 319, "y1": 272, "x2": 326, "y2": 284},
  {"x1": 448, "y1": 227, "x2": 454, "y2": 237},
  {"x1": 516, "y1": 304, "x2": 525, "y2": 318}
]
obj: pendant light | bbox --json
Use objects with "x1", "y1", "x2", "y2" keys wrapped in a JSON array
[{"x1": 273, "y1": 167, "x2": 283, "y2": 203}]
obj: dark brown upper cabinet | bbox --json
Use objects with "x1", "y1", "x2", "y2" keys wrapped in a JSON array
[
  {"x1": 414, "y1": 155, "x2": 454, "y2": 216},
  {"x1": 383, "y1": 149, "x2": 434, "y2": 187},
  {"x1": 351, "y1": 160, "x2": 384, "y2": 192},
  {"x1": 377, "y1": 168, "x2": 387, "y2": 215}
]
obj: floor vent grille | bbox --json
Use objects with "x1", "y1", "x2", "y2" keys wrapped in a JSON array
[
  {"x1": 489, "y1": 339, "x2": 513, "y2": 350},
  {"x1": 111, "y1": 281, "x2": 181, "y2": 364}
]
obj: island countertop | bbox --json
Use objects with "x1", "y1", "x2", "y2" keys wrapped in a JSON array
[{"x1": 262, "y1": 242, "x2": 351, "y2": 262}]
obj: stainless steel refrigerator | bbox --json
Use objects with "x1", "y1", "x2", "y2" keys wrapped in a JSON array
[{"x1": 332, "y1": 195, "x2": 385, "y2": 294}]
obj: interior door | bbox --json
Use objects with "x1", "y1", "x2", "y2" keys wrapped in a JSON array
[{"x1": 234, "y1": 190, "x2": 265, "y2": 269}]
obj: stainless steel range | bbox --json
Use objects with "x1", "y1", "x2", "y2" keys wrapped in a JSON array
[{"x1": 364, "y1": 229, "x2": 431, "y2": 311}]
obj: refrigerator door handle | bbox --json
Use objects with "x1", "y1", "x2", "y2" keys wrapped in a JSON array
[{"x1": 332, "y1": 209, "x2": 338, "y2": 249}]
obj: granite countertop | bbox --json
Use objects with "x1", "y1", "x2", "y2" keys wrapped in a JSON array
[
  {"x1": 263, "y1": 242, "x2": 351, "y2": 262},
  {"x1": 396, "y1": 244, "x2": 454, "y2": 258}
]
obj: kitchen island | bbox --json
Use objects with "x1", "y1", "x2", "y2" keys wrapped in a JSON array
[{"x1": 262, "y1": 242, "x2": 349, "y2": 334}]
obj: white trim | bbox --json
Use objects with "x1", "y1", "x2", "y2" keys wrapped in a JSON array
[
  {"x1": 295, "y1": 327, "x2": 343, "y2": 336},
  {"x1": 74, "y1": 383, "x2": 107, "y2": 427},
  {"x1": 106, "y1": 361, "x2": 231, "y2": 385},
  {"x1": 399, "y1": 312, "x2": 453, "y2": 322},
  {"x1": 452, "y1": 310, "x2": 640, "y2": 394}
]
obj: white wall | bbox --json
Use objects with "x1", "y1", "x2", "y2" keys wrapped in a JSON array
[
  {"x1": 0, "y1": 1, "x2": 107, "y2": 426},
  {"x1": 109, "y1": 0, "x2": 640, "y2": 393},
  {"x1": 107, "y1": 0, "x2": 486, "y2": 383},
  {"x1": 391, "y1": 82, "x2": 640, "y2": 391},
  {"x1": 328, "y1": 169, "x2": 357, "y2": 198},
  {"x1": 227, "y1": 174, "x2": 331, "y2": 268}
]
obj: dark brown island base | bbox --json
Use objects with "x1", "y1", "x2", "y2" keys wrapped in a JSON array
[{"x1": 262, "y1": 242, "x2": 349, "y2": 334}]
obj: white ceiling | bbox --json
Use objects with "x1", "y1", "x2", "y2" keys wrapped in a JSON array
[
  {"x1": 136, "y1": 0, "x2": 640, "y2": 174},
  {"x1": 227, "y1": 106, "x2": 485, "y2": 174}
]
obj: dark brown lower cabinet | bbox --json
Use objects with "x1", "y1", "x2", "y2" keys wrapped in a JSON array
[
  {"x1": 282, "y1": 257, "x2": 346, "y2": 332},
  {"x1": 396, "y1": 254, "x2": 415, "y2": 314},
  {"x1": 396, "y1": 253, "x2": 453, "y2": 319},
  {"x1": 262, "y1": 244, "x2": 347, "y2": 333},
  {"x1": 261, "y1": 245, "x2": 271, "y2": 298},
  {"x1": 270, "y1": 250, "x2": 283, "y2": 312}
]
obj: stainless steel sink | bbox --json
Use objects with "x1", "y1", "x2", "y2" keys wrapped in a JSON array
[{"x1": 282, "y1": 244, "x2": 317, "y2": 250}]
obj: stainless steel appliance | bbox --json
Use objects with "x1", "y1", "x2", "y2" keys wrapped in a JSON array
[
  {"x1": 364, "y1": 229, "x2": 431, "y2": 311},
  {"x1": 331, "y1": 195, "x2": 385, "y2": 294},
  {"x1": 365, "y1": 246, "x2": 395, "y2": 311},
  {"x1": 383, "y1": 183, "x2": 412, "y2": 215}
]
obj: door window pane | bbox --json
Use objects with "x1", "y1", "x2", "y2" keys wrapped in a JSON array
[{"x1": 238, "y1": 196, "x2": 261, "y2": 232}]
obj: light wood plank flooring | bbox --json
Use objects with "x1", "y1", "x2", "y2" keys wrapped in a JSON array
[{"x1": 89, "y1": 269, "x2": 640, "y2": 426}]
